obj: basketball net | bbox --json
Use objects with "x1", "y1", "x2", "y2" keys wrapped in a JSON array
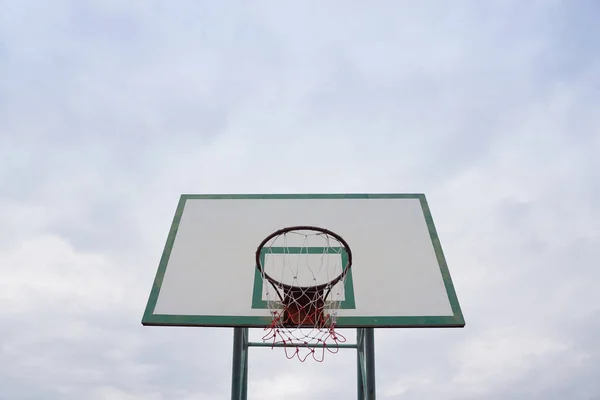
[{"x1": 256, "y1": 227, "x2": 351, "y2": 362}]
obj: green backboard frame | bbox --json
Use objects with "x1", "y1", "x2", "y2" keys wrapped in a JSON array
[{"x1": 142, "y1": 193, "x2": 465, "y2": 328}]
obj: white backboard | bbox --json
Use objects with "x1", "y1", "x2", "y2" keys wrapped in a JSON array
[{"x1": 142, "y1": 194, "x2": 465, "y2": 328}]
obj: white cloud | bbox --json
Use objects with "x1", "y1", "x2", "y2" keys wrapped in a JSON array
[
  {"x1": 454, "y1": 327, "x2": 571, "y2": 388},
  {"x1": 0, "y1": 235, "x2": 135, "y2": 313}
]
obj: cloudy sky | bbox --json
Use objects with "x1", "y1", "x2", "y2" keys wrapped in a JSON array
[{"x1": 1, "y1": 0, "x2": 599, "y2": 399}]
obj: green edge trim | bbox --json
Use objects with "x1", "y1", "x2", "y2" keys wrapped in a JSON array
[
  {"x1": 141, "y1": 196, "x2": 187, "y2": 324},
  {"x1": 418, "y1": 195, "x2": 465, "y2": 326},
  {"x1": 178, "y1": 193, "x2": 425, "y2": 200},
  {"x1": 142, "y1": 314, "x2": 464, "y2": 328}
]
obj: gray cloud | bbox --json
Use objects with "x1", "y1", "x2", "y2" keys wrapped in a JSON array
[{"x1": 1, "y1": 0, "x2": 599, "y2": 399}]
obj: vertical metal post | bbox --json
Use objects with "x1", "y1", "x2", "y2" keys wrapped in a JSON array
[
  {"x1": 231, "y1": 328, "x2": 244, "y2": 400},
  {"x1": 356, "y1": 328, "x2": 365, "y2": 400},
  {"x1": 241, "y1": 328, "x2": 249, "y2": 400},
  {"x1": 364, "y1": 328, "x2": 376, "y2": 399}
]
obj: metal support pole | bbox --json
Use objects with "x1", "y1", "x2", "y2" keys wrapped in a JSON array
[
  {"x1": 357, "y1": 328, "x2": 365, "y2": 400},
  {"x1": 241, "y1": 328, "x2": 249, "y2": 400},
  {"x1": 364, "y1": 328, "x2": 376, "y2": 399},
  {"x1": 231, "y1": 328, "x2": 245, "y2": 400}
]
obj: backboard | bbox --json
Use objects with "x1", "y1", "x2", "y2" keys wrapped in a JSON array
[{"x1": 142, "y1": 194, "x2": 465, "y2": 328}]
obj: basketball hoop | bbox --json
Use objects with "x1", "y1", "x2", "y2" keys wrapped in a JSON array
[{"x1": 255, "y1": 226, "x2": 352, "y2": 362}]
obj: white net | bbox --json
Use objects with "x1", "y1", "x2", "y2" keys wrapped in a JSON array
[{"x1": 256, "y1": 226, "x2": 352, "y2": 362}]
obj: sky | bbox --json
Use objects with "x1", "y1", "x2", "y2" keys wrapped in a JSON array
[{"x1": 1, "y1": 0, "x2": 599, "y2": 399}]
